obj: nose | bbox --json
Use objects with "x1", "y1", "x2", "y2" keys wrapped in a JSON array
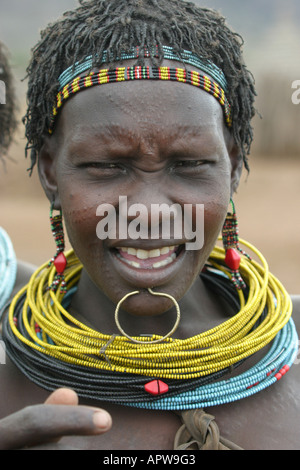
[{"x1": 118, "y1": 179, "x2": 182, "y2": 241}]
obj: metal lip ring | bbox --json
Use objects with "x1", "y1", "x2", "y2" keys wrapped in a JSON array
[{"x1": 114, "y1": 288, "x2": 181, "y2": 344}]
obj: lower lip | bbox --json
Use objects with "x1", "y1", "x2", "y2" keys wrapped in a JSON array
[{"x1": 110, "y1": 245, "x2": 186, "y2": 287}]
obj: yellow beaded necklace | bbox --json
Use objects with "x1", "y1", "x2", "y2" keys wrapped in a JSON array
[{"x1": 8, "y1": 239, "x2": 292, "y2": 380}]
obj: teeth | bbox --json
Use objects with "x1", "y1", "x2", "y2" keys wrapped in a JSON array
[
  {"x1": 119, "y1": 245, "x2": 177, "y2": 259},
  {"x1": 131, "y1": 261, "x2": 141, "y2": 268},
  {"x1": 116, "y1": 246, "x2": 179, "y2": 269},
  {"x1": 148, "y1": 248, "x2": 161, "y2": 258},
  {"x1": 152, "y1": 253, "x2": 176, "y2": 268},
  {"x1": 122, "y1": 254, "x2": 176, "y2": 269},
  {"x1": 136, "y1": 249, "x2": 150, "y2": 260},
  {"x1": 122, "y1": 258, "x2": 141, "y2": 268}
]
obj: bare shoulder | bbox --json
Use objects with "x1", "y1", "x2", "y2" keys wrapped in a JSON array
[
  {"x1": 292, "y1": 295, "x2": 300, "y2": 314},
  {"x1": 291, "y1": 295, "x2": 300, "y2": 332},
  {"x1": 13, "y1": 260, "x2": 36, "y2": 294}
]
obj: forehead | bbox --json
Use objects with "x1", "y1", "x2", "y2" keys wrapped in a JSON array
[{"x1": 54, "y1": 77, "x2": 226, "y2": 145}]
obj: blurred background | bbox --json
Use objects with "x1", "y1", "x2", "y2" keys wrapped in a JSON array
[{"x1": 0, "y1": 0, "x2": 299, "y2": 293}]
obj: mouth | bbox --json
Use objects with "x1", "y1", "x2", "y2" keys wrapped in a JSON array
[
  {"x1": 108, "y1": 242, "x2": 192, "y2": 289},
  {"x1": 114, "y1": 245, "x2": 184, "y2": 269}
]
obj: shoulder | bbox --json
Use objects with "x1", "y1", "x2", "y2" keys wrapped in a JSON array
[
  {"x1": 291, "y1": 295, "x2": 300, "y2": 331},
  {"x1": 12, "y1": 260, "x2": 36, "y2": 295},
  {"x1": 292, "y1": 295, "x2": 300, "y2": 313}
]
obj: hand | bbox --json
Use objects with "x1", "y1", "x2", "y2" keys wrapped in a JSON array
[{"x1": 0, "y1": 388, "x2": 112, "y2": 449}]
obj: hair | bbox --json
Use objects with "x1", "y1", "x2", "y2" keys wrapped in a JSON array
[
  {"x1": 23, "y1": 0, "x2": 256, "y2": 173},
  {"x1": 0, "y1": 41, "x2": 17, "y2": 158}
]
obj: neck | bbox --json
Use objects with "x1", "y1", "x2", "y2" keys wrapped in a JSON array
[{"x1": 69, "y1": 268, "x2": 234, "y2": 339}]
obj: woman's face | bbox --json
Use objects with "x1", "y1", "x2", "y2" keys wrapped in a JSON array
[{"x1": 39, "y1": 66, "x2": 241, "y2": 317}]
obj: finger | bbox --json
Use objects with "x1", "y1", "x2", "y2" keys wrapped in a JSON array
[
  {"x1": 44, "y1": 388, "x2": 79, "y2": 406},
  {"x1": 42, "y1": 389, "x2": 80, "y2": 445},
  {"x1": 0, "y1": 404, "x2": 112, "y2": 450}
]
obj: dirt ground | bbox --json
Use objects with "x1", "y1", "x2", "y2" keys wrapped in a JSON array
[{"x1": 0, "y1": 135, "x2": 299, "y2": 295}]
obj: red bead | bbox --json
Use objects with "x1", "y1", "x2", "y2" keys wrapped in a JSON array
[
  {"x1": 144, "y1": 380, "x2": 169, "y2": 396},
  {"x1": 225, "y1": 248, "x2": 241, "y2": 271},
  {"x1": 266, "y1": 368, "x2": 276, "y2": 377},
  {"x1": 54, "y1": 252, "x2": 67, "y2": 274},
  {"x1": 247, "y1": 381, "x2": 259, "y2": 389},
  {"x1": 275, "y1": 372, "x2": 282, "y2": 380},
  {"x1": 279, "y1": 365, "x2": 290, "y2": 376}
]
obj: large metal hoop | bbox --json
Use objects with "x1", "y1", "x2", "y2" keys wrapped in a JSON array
[{"x1": 114, "y1": 288, "x2": 181, "y2": 344}]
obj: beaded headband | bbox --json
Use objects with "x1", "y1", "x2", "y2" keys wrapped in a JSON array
[
  {"x1": 58, "y1": 46, "x2": 228, "y2": 91},
  {"x1": 49, "y1": 46, "x2": 231, "y2": 133}
]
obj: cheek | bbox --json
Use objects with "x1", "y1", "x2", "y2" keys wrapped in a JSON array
[
  {"x1": 188, "y1": 182, "x2": 230, "y2": 264},
  {"x1": 177, "y1": 176, "x2": 230, "y2": 239},
  {"x1": 204, "y1": 199, "x2": 228, "y2": 244},
  {"x1": 59, "y1": 186, "x2": 100, "y2": 251},
  {"x1": 205, "y1": 171, "x2": 231, "y2": 222}
]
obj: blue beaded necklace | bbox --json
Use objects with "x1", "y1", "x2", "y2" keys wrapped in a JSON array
[
  {"x1": 0, "y1": 227, "x2": 17, "y2": 312},
  {"x1": 125, "y1": 318, "x2": 298, "y2": 410}
]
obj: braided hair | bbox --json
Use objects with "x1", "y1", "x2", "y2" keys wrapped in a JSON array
[
  {"x1": 0, "y1": 42, "x2": 17, "y2": 158},
  {"x1": 23, "y1": 0, "x2": 256, "y2": 173}
]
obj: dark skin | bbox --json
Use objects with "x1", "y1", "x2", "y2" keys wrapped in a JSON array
[
  {"x1": 13, "y1": 261, "x2": 36, "y2": 294},
  {"x1": 0, "y1": 61, "x2": 299, "y2": 450}
]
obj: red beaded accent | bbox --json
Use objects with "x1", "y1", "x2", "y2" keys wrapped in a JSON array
[
  {"x1": 221, "y1": 201, "x2": 251, "y2": 290},
  {"x1": 54, "y1": 252, "x2": 67, "y2": 274},
  {"x1": 144, "y1": 379, "x2": 169, "y2": 396},
  {"x1": 275, "y1": 365, "x2": 290, "y2": 380},
  {"x1": 225, "y1": 248, "x2": 241, "y2": 271}
]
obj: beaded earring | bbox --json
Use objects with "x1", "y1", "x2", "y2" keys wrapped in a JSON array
[
  {"x1": 222, "y1": 199, "x2": 250, "y2": 289},
  {"x1": 47, "y1": 203, "x2": 67, "y2": 293}
]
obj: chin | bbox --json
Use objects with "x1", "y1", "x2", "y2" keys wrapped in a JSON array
[{"x1": 118, "y1": 289, "x2": 176, "y2": 317}]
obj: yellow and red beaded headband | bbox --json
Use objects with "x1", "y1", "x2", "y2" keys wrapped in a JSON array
[{"x1": 49, "y1": 46, "x2": 232, "y2": 134}]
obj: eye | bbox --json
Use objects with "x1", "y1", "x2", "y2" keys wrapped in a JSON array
[
  {"x1": 89, "y1": 162, "x2": 118, "y2": 169},
  {"x1": 175, "y1": 160, "x2": 204, "y2": 168},
  {"x1": 171, "y1": 159, "x2": 210, "y2": 174},
  {"x1": 80, "y1": 161, "x2": 126, "y2": 176}
]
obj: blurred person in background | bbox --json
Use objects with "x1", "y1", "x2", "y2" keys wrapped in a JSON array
[{"x1": 0, "y1": 41, "x2": 34, "y2": 310}]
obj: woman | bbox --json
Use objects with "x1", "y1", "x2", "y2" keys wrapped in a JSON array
[{"x1": 0, "y1": 0, "x2": 299, "y2": 450}]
